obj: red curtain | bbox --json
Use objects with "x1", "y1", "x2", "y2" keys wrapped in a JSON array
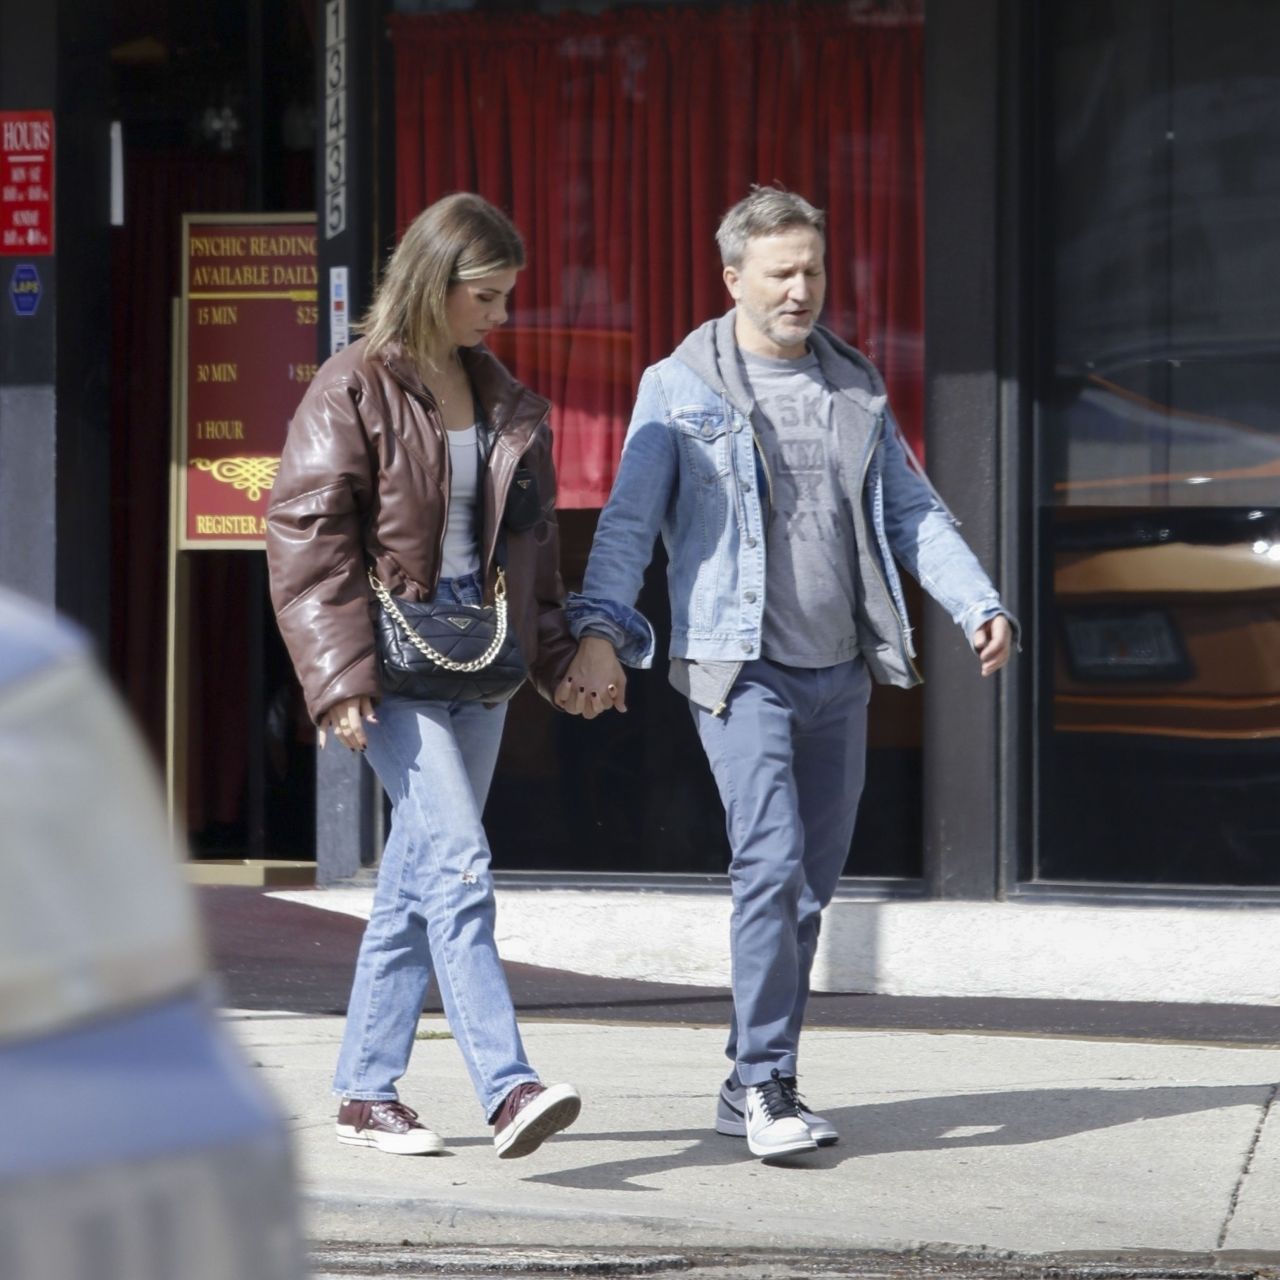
[{"x1": 390, "y1": 3, "x2": 924, "y2": 508}]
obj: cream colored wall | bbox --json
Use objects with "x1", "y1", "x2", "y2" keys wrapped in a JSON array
[{"x1": 276, "y1": 883, "x2": 1280, "y2": 1006}]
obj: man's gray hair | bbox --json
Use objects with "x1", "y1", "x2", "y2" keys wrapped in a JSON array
[{"x1": 715, "y1": 186, "x2": 826, "y2": 268}]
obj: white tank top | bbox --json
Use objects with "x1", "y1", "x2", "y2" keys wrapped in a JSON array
[{"x1": 440, "y1": 424, "x2": 481, "y2": 579}]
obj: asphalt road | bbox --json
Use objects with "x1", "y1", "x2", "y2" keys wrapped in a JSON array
[
  {"x1": 309, "y1": 1243, "x2": 1279, "y2": 1279},
  {"x1": 198, "y1": 885, "x2": 1280, "y2": 1044}
]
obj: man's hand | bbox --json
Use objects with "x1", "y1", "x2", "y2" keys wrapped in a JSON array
[
  {"x1": 972, "y1": 614, "x2": 1014, "y2": 677},
  {"x1": 319, "y1": 695, "x2": 377, "y2": 751},
  {"x1": 555, "y1": 636, "x2": 627, "y2": 719}
]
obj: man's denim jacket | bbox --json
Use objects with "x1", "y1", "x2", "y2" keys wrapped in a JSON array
[{"x1": 568, "y1": 311, "x2": 1013, "y2": 706}]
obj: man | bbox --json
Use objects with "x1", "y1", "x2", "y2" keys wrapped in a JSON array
[{"x1": 557, "y1": 187, "x2": 1015, "y2": 1161}]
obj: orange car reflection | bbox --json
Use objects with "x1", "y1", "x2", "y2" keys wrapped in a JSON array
[{"x1": 1053, "y1": 510, "x2": 1280, "y2": 739}]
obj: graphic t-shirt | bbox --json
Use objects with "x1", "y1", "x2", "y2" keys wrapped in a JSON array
[{"x1": 740, "y1": 348, "x2": 859, "y2": 667}]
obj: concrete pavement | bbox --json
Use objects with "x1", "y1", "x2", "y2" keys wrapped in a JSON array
[{"x1": 225, "y1": 1008, "x2": 1280, "y2": 1263}]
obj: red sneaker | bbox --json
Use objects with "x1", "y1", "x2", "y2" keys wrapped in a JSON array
[
  {"x1": 336, "y1": 1099, "x2": 444, "y2": 1155},
  {"x1": 491, "y1": 1081, "x2": 581, "y2": 1159}
]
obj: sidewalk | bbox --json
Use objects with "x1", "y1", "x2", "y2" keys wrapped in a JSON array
[{"x1": 225, "y1": 1007, "x2": 1280, "y2": 1262}]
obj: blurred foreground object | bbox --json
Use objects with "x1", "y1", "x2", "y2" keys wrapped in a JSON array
[{"x1": 0, "y1": 588, "x2": 306, "y2": 1280}]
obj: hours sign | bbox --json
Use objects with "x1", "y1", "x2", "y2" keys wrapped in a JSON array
[{"x1": 0, "y1": 111, "x2": 54, "y2": 255}]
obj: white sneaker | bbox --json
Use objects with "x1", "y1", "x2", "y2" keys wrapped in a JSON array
[
  {"x1": 716, "y1": 1074, "x2": 838, "y2": 1147},
  {"x1": 737, "y1": 1070, "x2": 819, "y2": 1158}
]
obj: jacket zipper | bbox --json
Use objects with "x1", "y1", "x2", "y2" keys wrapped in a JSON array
[
  {"x1": 481, "y1": 386, "x2": 550, "y2": 597},
  {"x1": 751, "y1": 427, "x2": 775, "y2": 514},
  {"x1": 707, "y1": 416, "x2": 767, "y2": 718},
  {"x1": 430, "y1": 399, "x2": 451, "y2": 590},
  {"x1": 380, "y1": 357, "x2": 453, "y2": 594},
  {"x1": 859, "y1": 413, "x2": 922, "y2": 683}
]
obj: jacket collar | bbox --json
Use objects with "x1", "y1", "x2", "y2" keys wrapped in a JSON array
[
  {"x1": 674, "y1": 308, "x2": 890, "y2": 417},
  {"x1": 379, "y1": 340, "x2": 551, "y2": 445},
  {"x1": 672, "y1": 311, "x2": 754, "y2": 417}
]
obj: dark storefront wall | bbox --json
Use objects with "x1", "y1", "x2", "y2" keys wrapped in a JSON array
[
  {"x1": 106, "y1": 1, "x2": 319, "y2": 857},
  {"x1": 385, "y1": 0, "x2": 929, "y2": 877},
  {"x1": 1031, "y1": 0, "x2": 1280, "y2": 889},
  {"x1": 97, "y1": 0, "x2": 1280, "y2": 897}
]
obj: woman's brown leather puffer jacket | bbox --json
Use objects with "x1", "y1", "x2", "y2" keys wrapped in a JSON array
[{"x1": 265, "y1": 337, "x2": 577, "y2": 724}]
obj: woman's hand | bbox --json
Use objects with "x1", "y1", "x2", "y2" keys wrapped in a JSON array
[
  {"x1": 319, "y1": 695, "x2": 378, "y2": 751},
  {"x1": 555, "y1": 636, "x2": 627, "y2": 719}
]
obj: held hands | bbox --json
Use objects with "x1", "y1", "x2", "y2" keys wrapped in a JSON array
[
  {"x1": 319, "y1": 695, "x2": 378, "y2": 751},
  {"x1": 972, "y1": 614, "x2": 1014, "y2": 678},
  {"x1": 555, "y1": 636, "x2": 627, "y2": 719}
]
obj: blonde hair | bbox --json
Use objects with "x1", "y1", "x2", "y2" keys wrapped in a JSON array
[{"x1": 358, "y1": 193, "x2": 525, "y2": 368}]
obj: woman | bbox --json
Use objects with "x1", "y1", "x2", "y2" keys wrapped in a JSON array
[{"x1": 266, "y1": 193, "x2": 581, "y2": 1159}]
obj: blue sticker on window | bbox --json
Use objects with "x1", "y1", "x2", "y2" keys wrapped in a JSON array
[{"x1": 8, "y1": 263, "x2": 41, "y2": 316}]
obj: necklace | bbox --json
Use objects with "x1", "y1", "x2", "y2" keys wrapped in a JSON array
[{"x1": 426, "y1": 348, "x2": 465, "y2": 405}]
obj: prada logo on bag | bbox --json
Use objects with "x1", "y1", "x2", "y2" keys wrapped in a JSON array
[
  {"x1": 445, "y1": 616, "x2": 473, "y2": 631},
  {"x1": 516, "y1": 477, "x2": 532, "y2": 489}
]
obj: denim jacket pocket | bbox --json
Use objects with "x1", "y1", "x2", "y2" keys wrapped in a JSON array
[{"x1": 672, "y1": 411, "x2": 732, "y2": 485}]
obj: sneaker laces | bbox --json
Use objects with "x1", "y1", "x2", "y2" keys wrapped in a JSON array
[
  {"x1": 374, "y1": 1100, "x2": 421, "y2": 1127},
  {"x1": 778, "y1": 1075, "x2": 809, "y2": 1113},
  {"x1": 755, "y1": 1068, "x2": 804, "y2": 1121}
]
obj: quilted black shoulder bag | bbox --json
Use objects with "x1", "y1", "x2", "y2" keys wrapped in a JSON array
[{"x1": 369, "y1": 567, "x2": 527, "y2": 704}]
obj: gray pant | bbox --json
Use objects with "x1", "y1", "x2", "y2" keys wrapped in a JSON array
[{"x1": 692, "y1": 657, "x2": 871, "y2": 1086}]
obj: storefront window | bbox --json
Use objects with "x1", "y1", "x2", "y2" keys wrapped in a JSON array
[
  {"x1": 389, "y1": 0, "x2": 926, "y2": 876},
  {"x1": 1033, "y1": 1, "x2": 1280, "y2": 886}
]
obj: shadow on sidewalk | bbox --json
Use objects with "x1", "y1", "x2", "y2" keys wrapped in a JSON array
[
  {"x1": 518, "y1": 1081, "x2": 1275, "y2": 1192},
  {"x1": 202, "y1": 889, "x2": 1280, "y2": 1046}
]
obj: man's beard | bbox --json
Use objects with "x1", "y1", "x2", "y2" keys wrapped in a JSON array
[
  {"x1": 748, "y1": 303, "x2": 814, "y2": 349},
  {"x1": 757, "y1": 309, "x2": 808, "y2": 350}
]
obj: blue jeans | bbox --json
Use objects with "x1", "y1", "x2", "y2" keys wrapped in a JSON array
[
  {"x1": 332, "y1": 572, "x2": 538, "y2": 1120},
  {"x1": 692, "y1": 657, "x2": 871, "y2": 1086}
]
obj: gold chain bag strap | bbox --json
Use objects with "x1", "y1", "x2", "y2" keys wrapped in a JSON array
[{"x1": 368, "y1": 567, "x2": 527, "y2": 703}]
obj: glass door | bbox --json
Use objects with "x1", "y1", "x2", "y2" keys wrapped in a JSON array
[{"x1": 1032, "y1": 0, "x2": 1280, "y2": 886}]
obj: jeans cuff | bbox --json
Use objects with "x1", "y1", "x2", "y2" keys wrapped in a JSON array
[
  {"x1": 736, "y1": 1060, "x2": 798, "y2": 1086},
  {"x1": 484, "y1": 1073, "x2": 542, "y2": 1123}
]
